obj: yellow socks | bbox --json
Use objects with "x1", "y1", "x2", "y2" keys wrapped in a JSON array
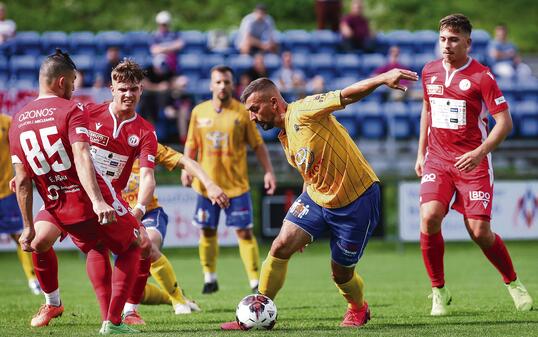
[
  {"x1": 238, "y1": 237, "x2": 260, "y2": 284},
  {"x1": 141, "y1": 282, "x2": 172, "y2": 305},
  {"x1": 150, "y1": 254, "x2": 186, "y2": 305},
  {"x1": 16, "y1": 245, "x2": 36, "y2": 281},
  {"x1": 199, "y1": 234, "x2": 218, "y2": 274},
  {"x1": 335, "y1": 272, "x2": 365, "y2": 310},
  {"x1": 258, "y1": 254, "x2": 289, "y2": 299}
]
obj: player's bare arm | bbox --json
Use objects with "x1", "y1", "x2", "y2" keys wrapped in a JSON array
[
  {"x1": 132, "y1": 167, "x2": 156, "y2": 220},
  {"x1": 340, "y1": 68, "x2": 419, "y2": 106},
  {"x1": 178, "y1": 156, "x2": 230, "y2": 208},
  {"x1": 180, "y1": 145, "x2": 197, "y2": 187},
  {"x1": 415, "y1": 99, "x2": 430, "y2": 177},
  {"x1": 13, "y1": 164, "x2": 35, "y2": 252},
  {"x1": 455, "y1": 110, "x2": 512, "y2": 172},
  {"x1": 254, "y1": 143, "x2": 276, "y2": 195},
  {"x1": 72, "y1": 141, "x2": 116, "y2": 225}
]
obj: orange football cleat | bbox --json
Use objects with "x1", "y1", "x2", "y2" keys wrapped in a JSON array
[{"x1": 30, "y1": 304, "x2": 64, "y2": 327}]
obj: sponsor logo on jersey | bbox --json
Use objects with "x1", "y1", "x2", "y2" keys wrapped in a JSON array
[
  {"x1": 197, "y1": 118, "x2": 213, "y2": 128},
  {"x1": 47, "y1": 185, "x2": 60, "y2": 200},
  {"x1": 336, "y1": 240, "x2": 360, "y2": 257},
  {"x1": 147, "y1": 155, "x2": 155, "y2": 163},
  {"x1": 426, "y1": 84, "x2": 444, "y2": 95},
  {"x1": 127, "y1": 134, "x2": 140, "y2": 147},
  {"x1": 75, "y1": 127, "x2": 88, "y2": 135},
  {"x1": 495, "y1": 96, "x2": 506, "y2": 105},
  {"x1": 459, "y1": 79, "x2": 471, "y2": 91},
  {"x1": 431, "y1": 76, "x2": 437, "y2": 83},
  {"x1": 89, "y1": 131, "x2": 109, "y2": 146},
  {"x1": 206, "y1": 131, "x2": 228, "y2": 149},
  {"x1": 421, "y1": 173, "x2": 436, "y2": 183},
  {"x1": 289, "y1": 199, "x2": 310, "y2": 218},
  {"x1": 294, "y1": 147, "x2": 314, "y2": 171},
  {"x1": 95, "y1": 122, "x2": 103, "y2": 130},
  {"x1": 18, "y1": 107, "x2": 56, "y2": 121},
  {"x1": 469, "y1": 190, "x2": 491, "y2": 209}
]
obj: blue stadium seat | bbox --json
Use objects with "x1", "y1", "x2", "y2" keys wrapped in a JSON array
[
  {"x1": 361, "y1": 53, "x2": 385, "y2": 75},
  {"x1": 13, "y1": 31, "x2": 41, "y2": 56},
  {"x1": 257, "y1": 125, "x2": 280, "y2": 142},
  {"x1": 514, "y1": 100, "x2": 538, "y2": 115},
  {"x1": 334, "y1": 109, "x2": 359, "y2": 138},
  {"x1": 283, "y1": 30, "x2": 312, "y2": 54},
  {"x1": 383, "y1": 102, "x2": 408, "y2": 116},
  {"x1": 488, "y1": 113, "x2": 518, "y2": 138},
  {"x1": 413, "y1": 30, "x2": 438, "y2": 53},
  {"x1": 308, "y1": 53, "x2": 335, "y2": 79},
  {"x1": 311, "y1": 30, "x2": 340, "y2": 53},
  {"x1": 335, "y1": 54, "x2": 362, "y2": 77},
  {"x1": 355, "y1": 101, "x2": 382, "y2": 115},
  {"x1": 181, "y1": 30, "x2": 207, "y2": 54},
  {"x1": 124, "y1": 31, "x2": 151, "y2": 55},
  {"x1": 41, "y1": 31, "x2": 69, "y2": 54},
  {"x1": 412, "y1": 53, "x2": 436, "y2": 72},
  {"x1": 200, "y1": 53, "x2": 226, "y2": 74},
  {"x1": 10, "y1": 55, "x2": 38, "y2": 82},
  {"x1": 518, "y1": 114, "x2": 538, "y2": 138},
  {"x1": 389, "y1": 114, "x2": 414, "y2": 139},
  {"x1": 516, "y1": 78, "x2": 538, "y2": 101},
  {"x1": 70, "y1": 31, "x2": 97, "y2": 55},
  {"x1": 263, "y1": 53, "x2": 281, "y2": 76},
  {"x1": 228, "y1": 54, "x2": 253, "y2": 75},
  {"x1": 359, "y1": 115, "x2": 387, "y2": 139},
  {"x1": 180, "y1": 53, "x2": 203, "y2": 78},
  {"x1": 328, "y1": 76, "x2": 359, "y2": 91},
  {"x1": 290, "y1": 52, "x2": 309, "y2": 73},
  {"x1": 470, "y1": 29, "x2": 490, "y2": 55},
  {"x1": 12, "y1": 78, "x2": 37, "y2": 90},
  {"x1": 71, "y1": 54, "x2": 95, "y2": 87},
  {"x1": 384, "y1": 30, "x2": 415, "y2": 54},
  {"x1": 125, "y1": 53, "x2": 151, "y2": 69},
  {"x1": 96, "y1": 31, "x2": 126, "y2": 53}
]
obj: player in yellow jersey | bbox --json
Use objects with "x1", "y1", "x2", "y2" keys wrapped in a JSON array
[
  {"x1": 182, "y1": 65, "x2": 276, "y2": 294},
  {"x1": 0, "y1": 113, "x2": 41, "y2": 295},
  {"x1": 121, "y1": 143, "x2": 229, "y2": 324},
  {"x1": 221, "y1": 68, "x2": 419, "y2": 329}
]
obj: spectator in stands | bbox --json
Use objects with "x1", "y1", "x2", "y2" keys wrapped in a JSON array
[
  {"x1": 236, "y1": 4, "x2": 278, "y2": 55},
  {"x1": 0, "y1": 2, "x2": 16, "y2": 44},
  {"x1": 272, "y1": 51, "x2": 306, "y2": 95},
  {"x1": 488, "y1": 24, "x2": 531, "y2": 80},
  {"x1": 340, "y1": 0, "x2": 373, "y2": 52},
  {"x1": 94, "y1": 46, "x2": 121, "y2": 88},
  {"x1": 315, "y1": 0, "x2": 342, "y2": 32},
  {"x1": 139, "y1": 54, "x2": 174, "y2": 123},
  {"x1": 151, "y1": 10, "x2": 184, "y2": 74},
  {"x1": 163, "y1": 76, "x2": 194, "y2": 144},
  {"x1": 373, "y1": 46, "x2": 418, "y2": 100},
  {"x1": 245, "y1": 53, "x2": 269, "y2": 81}
]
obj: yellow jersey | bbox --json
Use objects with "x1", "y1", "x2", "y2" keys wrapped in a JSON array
[
  {"x1": 122, "y1": 143, "x2": 182, "y2": 212},
  {"x1": 185, "y1": 99, "x2": 264, "y2": 198},
  {"x1": 278, "y1": 90, "x2": 379, "y2": 208},
  {"x1": 0, "y1": 114, "x2": 14, "y2": 199}
]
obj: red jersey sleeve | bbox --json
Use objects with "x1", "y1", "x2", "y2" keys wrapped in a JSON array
[
  {"x1": 67, "y1": 103, "x2": 90, "y2": 144},
  {"x1": 139, "y1": 129, "x2": 158, "y2": 169},
  {"x1": 480, "y1": 69, "x2": 509, "y2": 115}
]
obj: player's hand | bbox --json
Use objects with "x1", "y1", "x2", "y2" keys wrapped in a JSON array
[
  {"x1": 383, "y1": 68, "x2": 419, "y2": 91},
  {"x1": 181, "y1": 170, "x2": 193, "y2": 187},
  {"x1": 264, "y1": 172, "x2": 276, "y2": 195},
  {"x1": 455, "y1": 149, "x2": 485, "y2": 172},
  {"x1": 93, "y1": 201, "x2": 117, "y2": 225},
  {"x1": 8, "y1": 177, "x2": 16, "y2": 192},
  {"x1": 207, "y1": 183, "x2": 230, "y2": 208},
  {"x1": 415, "y1": 154, "x2": 425, "y2": 177},
  {"x1": 19, "y1": 227, "x2": 35, "y2": 252},
  {"x1": 138, "y1": 226, "x2": 152, "y2": 259}
]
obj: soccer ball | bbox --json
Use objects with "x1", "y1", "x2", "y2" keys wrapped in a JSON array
[{"x1": 235, "y1": 294, "x2": 277, "y2": 330}]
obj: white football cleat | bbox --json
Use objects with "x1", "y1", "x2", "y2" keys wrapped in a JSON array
[
  {"x1": 429, "y1": 287, "x2": 452, "y2": 316},
  {"x1": 507, "y1": 278, "x2": 533, "y2": 311}
]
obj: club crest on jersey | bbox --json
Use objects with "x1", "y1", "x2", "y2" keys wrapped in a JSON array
[
  {"x1": 295, "y1": 147, "x2": 314, "y2": 171},
  {"x1": 469, "y1": 190, "x2": 491, "y2": 209},
  {"x1": 289, "y1": 199, "x2": 309, "y2": 218},
  {"x1": 128, "y1": 135, "x2": 140, "y2": 147},
  {"x1": 431, "y1": 76, "x2": 437, "y2": 83},
  {"x1": 426, "y1": 84, "x2": 444, "y2": 95},
  {"x1": 459, "y1": 79, "x2": 471, "y2": 91}
]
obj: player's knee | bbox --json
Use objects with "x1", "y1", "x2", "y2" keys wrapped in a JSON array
[
  {"x1": 269, "y1": 237, "x2": 294, "y2": 259},
  {"x1": 201, "y1": 228, "x2": 217, "y2": 238},
  {"x1": 421, "y1": 209, "x2": 444, "y2": 231},
  {"x1": 469, "y1": 226, "x2": 494, "y2": 247},
  {"x1": 149, "y1": 244, "x2": 161, "y2": 262},
  {"x1": 236, "y1": 228, "x2": 253, "y2": 240},
  {"x1": 31, "y1": 236, "x2": 55, "y2": 253},
  {"x1": 331, "y1": 269, "x2": 354, "y2": 284}
]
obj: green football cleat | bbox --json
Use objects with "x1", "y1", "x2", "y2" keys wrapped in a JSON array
[
  {"x1": 428, "y1": 287, "x2": 452, "y2": 316},
  {"x1": 99, "y1": 320, "x2": 140, "y2": 335},
  {"x1": 507, "y1": 279, "x2": 533, "y2": 311}
]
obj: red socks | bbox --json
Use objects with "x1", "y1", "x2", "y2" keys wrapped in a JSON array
[
  {"x1": 32, "y1": 248, "x2": 58, "y2": 293},
  {"x1": 108, "y1": 245, "x2": 141, "y2": 325},
  {"x1": 482, "y1": 234, "x2": 517, "y2": 283},
  {"x1": 86, "y1": 248, "x2": 112, "y2": 321},
  {"x1": 127, "y1": 257, "x2": 152, "y2": 305},
  {"x1": 420, "y1": 231, "x2": 445, "y2": 288}
]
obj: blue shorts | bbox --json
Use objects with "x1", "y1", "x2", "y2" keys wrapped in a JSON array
[
  {"x1": 141, "y1": 207, "x2": 168, "y2": 243},
  {"x1": 0, "y1": 194, "x2": 23, "y2": 234},
  {"x1": 193, "y1": 192, "x2": 253, "y2": 229},
  {"x1": 284, "y1": 183, "x2": 380, "y2": 267}
]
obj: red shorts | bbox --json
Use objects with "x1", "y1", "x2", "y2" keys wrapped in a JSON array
[
  {"x1": 35, "y1": 208, "x2": 140, "y2": 255},
  {"x1": 419, "y1": 157, "x2": 493, "y2": 221}
]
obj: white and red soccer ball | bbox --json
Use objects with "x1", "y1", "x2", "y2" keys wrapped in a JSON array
[{"x1": 235, "y1": 294, "x2": 277, "y2": 330}]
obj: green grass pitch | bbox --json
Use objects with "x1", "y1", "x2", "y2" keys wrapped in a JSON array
[{"x1": 0, "y1": 240, "x2": 537, "y2": 336}]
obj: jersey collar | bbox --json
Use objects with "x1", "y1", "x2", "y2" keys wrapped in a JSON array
[
  {"x1": 108, "y1": 103, "x2": 137, "y2": 139},
  {"x1": 442, "y1": 57, "x2": 472, "y2": 87}
]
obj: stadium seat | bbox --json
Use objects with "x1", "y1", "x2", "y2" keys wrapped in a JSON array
[
  {"x1": 334, "y1": 109, "x2": 359, "y2": 138},
  {"x1": 488, "y1": 113, "x2": 518, "y2": 138},
  {"x1": 263, "y1": 53, "x2": 281, "y2": 76},
  {"x1": 200, "y1": 53, "x2": 226, "y2": 74},
  {"x1": 181, "y1": 30, "x2": 207, "y2": 54},
  {"x1": 41, "y1": 31, "x2": 69, "y2": 54},
  {"x1": 355, "y1": 101, "x2": 382, "y2": 115},
  {"x1": 383, "y1": 102, "x2": 408, "y2": 116},
  {"x1": 257, "y1": 126, "x2": 280, "y2": 142},
  {"x1": 71, "y1": 54, "x2": 95, "y2": 87},
  {"x1": 124, "y1": 31, "x2": 151, "y2": 55},
  {"x1": 470, "y1": 29, "x2": 490, "y2": 55},
  {"x1": 389, "y1": 114, "x2": 414, "y2": 139},
  {"x1": 283, "y1": 30, "x2": 312, "y2": 54},
  {"x1": 12, "y1": 78, "x2": 37, "y2": 90},
  {"x1": 310, "y1": 30, "x2": 340, "y2": 53},
  {"x1": 328, "y1": 76, "x2": 359, "y2": 91},
  {"x1": 359, "y1": 114, "x2": 387, "y2": 139},
  {"x1": 308, "y1": 53, "x2": 335, "y2": 79},
  {"x1": 13, "y1": 31, "x2": 41, "y2": 56},
  {"x1": 514, "y1": 100, "x2": 538, "y2": 115},
  {"x1": 335, "y1": 54, "x2": 362, "y2": 77},
  {"x1": 290, "y1": 52, "x2": 309, "y2": 73},
  {"x1": 180, "y1": 53, "x2": 203, "y2": 79},
  {"x1": 518, "y1": 114, "x2": 538, "y2": 138},
  {"x1": 96, "y1": 31, "x2": 126, "y2": 53},
  {"x1": 413, "y1": 30, "x2": 438, "y2": 53},
  {"x1": 412, "y1": 53, "x2": 436, "y2": 72},
  {"x1": 10, "y1": 55, "x2": 38, "y2": 82},
  {"x1": 384, "y1": 30, "x2": 415, "y2": 54},
  {"x1": 361, "y1": 53, "x2": 385, "y2": 75},
  {"x1": 70, "y1": 31, "x2": 97, "y2": 55},
  {"x1": 228, "y1": 54, "x2": 253, "y2": 75}
]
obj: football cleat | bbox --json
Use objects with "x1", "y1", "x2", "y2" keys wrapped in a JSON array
[
  {"x1": 202, "y1": 281, "x2": 219, "y2": 294},
  {"x1": 429, "y1": 287, "x2": 452, "y2": 316},
  {"x1": 30, "y1": 303, "x2": 64, "y2": 327},
  {"x1": 174, "y1": 300, "x2": 201, "y2": 314},
  {"x1": 28, "y1": 279, "x2": 42, "y2": 295},
  {"x1": 340, "y1": 301, "x2": 370, "y2": 327},
  {"x1": 220, "y1": 321, "x2": 242, "y2": 330},
  {"x1": 122, "y1": 310, "x2": 145, "y2": 325},
  {"x1": 99, "y1": 320, "x2": 140, "y2": 334},
  {"x1": 507, "y1": 278, "x2": 533, "y2": 311}
]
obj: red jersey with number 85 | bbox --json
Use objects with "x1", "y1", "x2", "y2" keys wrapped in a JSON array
[
  {"x1": 9, "y1": 96, "x2": 128, "y2": 225},
  {"x1": 422, "y1": 58, "x2": 509, "y2": 164}
]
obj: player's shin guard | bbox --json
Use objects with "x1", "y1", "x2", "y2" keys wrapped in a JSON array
[
  {"x1": 238, "y1": 237, "x2": 260, "y2": 284},
  {"x1": 32, "y1": 248, "x2": 59, "y2": 294},
  {"x1": 482, "y1": 234, "x2": 517, "y2": 283},
  {"x1": 127, "y1": 257, "x2": 152, "y2": 306},
  {"x1": 335, "y1": 272, "x2": 365, "y2": 310},
  {"x1": 150, "y1": 254, "x2": 186, "y2": 305},
  {"x1": 259, "y1": 254, "x2": 289, "y2": 300},
  {"x1": 17, "y1": 245, "x2": 36, "y2": 281},
  {"x1": 86, "y1": 248, "x2": 112, "y2": 321},
  {"x1": 109, "y1": 245, "x2": 141, "y2": 325},
  {"x1": 420, "y1": 231, "x2": 445, "y2": 288},
  {"x1": 199, "y1": 234, "x2": 218, "y2": 274},
  {"x1": 141, "y1": 283, "x2": 172, "y2": 305}
]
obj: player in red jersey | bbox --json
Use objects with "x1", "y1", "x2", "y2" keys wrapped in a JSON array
[
  {"x1": 415, "y1": 14, "x2": 533, "y2": 316},
  {"x1": 9, "y1": 50, "x2": 144, "y2": 334}
]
